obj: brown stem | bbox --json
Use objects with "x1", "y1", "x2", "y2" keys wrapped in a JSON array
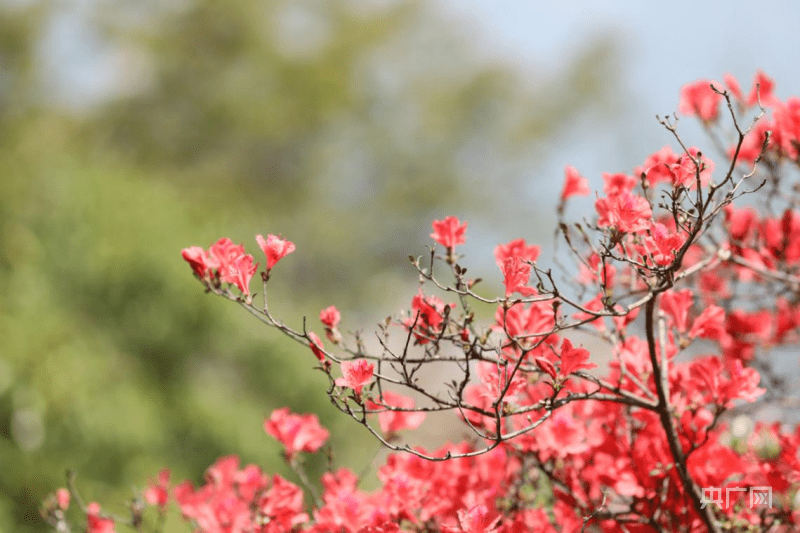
[{"x1": 645, "y1": 297, "x2": 719, "y2": 533}]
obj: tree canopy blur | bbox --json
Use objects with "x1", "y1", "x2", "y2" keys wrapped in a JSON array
[{"x1": 0, "y1": 1, "x2": 618, "y2": 530}]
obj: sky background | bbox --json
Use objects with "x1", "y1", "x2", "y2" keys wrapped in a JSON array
[
  {"x1": 42, "y1": 0, "x2": 800, "y2": 213},
  {"x1": 434, "y1": 0, "x2": 800, "y2": 201}
]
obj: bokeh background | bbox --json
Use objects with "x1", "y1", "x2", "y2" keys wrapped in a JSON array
[{"x1": 1, "y1": 1, "x2": 799, "y2": 531}]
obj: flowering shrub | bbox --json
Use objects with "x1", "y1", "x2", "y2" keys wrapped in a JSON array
[{"x1": 43, "y1": 73, "x2": 800, "y2": 532}]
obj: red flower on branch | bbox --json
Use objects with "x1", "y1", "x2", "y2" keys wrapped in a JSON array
[
  {"x1": 86, "y1": 503, "x2": 115, "y2": 533},
  {"x1": 367, "y1": 391, "x2": 426, "y2": 438},
  {"x1": 430, "y1": 216, "x2": 467, "y2": 249},
  {"x1": 336, "y1": 360, "x2": 374, "y2": 396},
  {"x1": 560, "y1": 165, "x2": 590, "y2": 201},
  {"x1": 308, "y1": 331, "x2": 326, "y2": 362},
  {"x1": 144, "y1": 469, "x2": 170, "y2": 508},
  {"x1": 256, "y1": 234, "x2": 296, "y2": 271},
  {"x1": 264, "y1": 408, "x2": 329, "y2": 460},
  {"x1": 559, "y1": 339, "x2": 596, "y2": 377},
  {"x1": 595, "y1": 192, "x2": 652, "y2": 234},
  {"x1": 219, "y1": 253, "x2": 258, "y2": 296},
  {"x1": 679, "y1": 79, "x2": 722, "y2": 121},
  {"x1": 181, "y1": 246, "x2": 212, "y2": 278}
]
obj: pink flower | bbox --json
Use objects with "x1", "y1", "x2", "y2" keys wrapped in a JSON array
[
  {"x1": 493, "y1": 238, "x2": 540, "y2": 268},
  {"x1": 336, "y1": 360, "x2": 374, "y2": 396},
  {"x1": 181, "y1": 246, "x2": 211, "y2": 278},
  {"x1": 308, "y1": 332, "x2": 326, "y2": 362},
  {"x1": 534, "y1": 356, "x2": 557, "y2": 381},
  {"x1": 667, "y1": 148, "x2": 715, "y2": 189},
  {"x1": 430, "y1": 216, "x2": 467, "y2": 249},
  {"x1": 559, "y1": 338, "x2": 596, "y2": 376},
  {"x1": 772, "y1": 98, "x2": 800, "y2": 159},
  {"x1": 595, "y1": 192, "x2": 652, "y2": 234},
  {"x1": 144, "y1": 469, "x2": 170, "y2": 508},
  {"x1": 208, "y1": 238, "x2": 245, "y2": 272},
  {"x1": 647, "y1": 222, "x2": 686, "y2": 266},
  {"x1": 405, "y1": 290, "x2": 455, "y2": 343},
  {"x1": 456, "y1": 504, "x2": 500, "y2": 533},
  {"x1": 319, "y1": 306, "x2": 342, "y2": 344},
  {"x1": 725, "y1": 205, "x2": 759, "y2": 242},
  {"x1": 87, "y1": 502, "x2": 116, "y2": 533},
  {"x1": 367, "y1": 391, "x2": 425, "y2": 437},
  {"x1": 746, "y1": 70, "x2": 778, "y2": 107},
  {"x1": 736, "y1": 119, "x2": 773, "y2": 162},
  {"x1": 578, "y1": 252, "x2": 616, "y2": 288},
  {"x1": 660, "y1": 289, "x2": 694, "y2": 333},
  {"x1": 319, "y1": 306, "x2": 341, "y2": 329},
  {"x1": 256, "y1": 234, "x2": 296, "y2": 270},
  {"x1": 560, "y1": 165, "x2": 590, "y2": 201},
  {"x1": 55, "y1": 488, "x2": 70, "y2": 510},
  {"x1": 573, "y1": 294, "x2": 606, "y2": 331},
  {"x1": 264, "y1": 408, "x2": 329, "y2": 459},
  {"x1": 637, "y1": 145, "x2": 680, "y2": 186},
  {"x1": 602, "y1": 172, "x2": 638, "y2": 197},
  {"x1": 219, "y1": 253, "x2": 258, "y2": 296},
  {"x1": 724, "y1": 73, "x2": 743, "y2": 101},
  {"x1": 500, "y1": 256, "x2": 536, "y2": 297},
  {"x1": 689, "y1": 305, "x2": 726, "y2": 340},
  {"x1": 679, "y1": 79, "x2": 722, "y2": 121}
]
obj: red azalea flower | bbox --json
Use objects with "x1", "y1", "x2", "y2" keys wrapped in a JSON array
[
  {"x1": 219, "y1": 253, "x2": 258, "y2": 296},
  {"x1": 596, "y1": 192, "x2": 652, "y2": 234},
  {"x1": 86, "y1": 502, "x2": 115, "y2": 533},
  {"x1": 430, "y1": 216, "x2": 467, "y2": 249},
  {"x1": 308, "y1": 332, "x2": 326, "y2": 361},
  {"x1": 559, "y1": 338, "x2": 596, "y2": 376},
  {"x1": 144, "y1": 469, "x2": 170, "y2": 508},
  {"x1": 256, "y1": 234, "x2": 296, "y2": 270},
  {"x1": 367, "y1": 391, "x2": 425, "y2": 437},
  {"x1": 336, "y1": 360, "x2": 374, "y2": 396},
  {"x1": 181, "y1": 246, "x2": 211, "y2": 278},
  {"x1": 264, "y1": 408, "x2": 329, "y2": 459},
  {"x1": 208, "y1": 237, "x2": 245, "y2": 272},
  {"x1": 560, "y1": 165, "x2": 590, "y2": 201},
  {"x1": 55, "y1": 488, "x2": 70, "y2": 510},
  {"x1": 319, "y1": 306, "x2": 341, "y2": 329}
]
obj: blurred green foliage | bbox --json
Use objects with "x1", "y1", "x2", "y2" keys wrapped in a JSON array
[{"x1": 0, "y1": 1, "x2": 618, "y2": 530}]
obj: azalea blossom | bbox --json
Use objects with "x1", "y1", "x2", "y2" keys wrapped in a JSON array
[
  {"x1": 308, "y1": 332, "x2": 326, "y2": 362},
  {"x1": 559, "y1": 339, "x2": 596, "y2": 376},
  {"x1": 637, "y1": 145, "x2": 680, "y2": 186},
  {"x1": 55, "y1": 488, "x2": 70, "y2": 511},
  {"x1": 430, "y1": 216, "x2": 467, "y2": 249},
  {"x1": 336, "y1": 359, "x2": 374, "y2": 396},
  {"x1": 560, "y1": 165, "x2": 590, "y2": 201},
  {"x1": 144, "y1": 469, "x2": 170, "y2": 508},
  {"x1": 319, "y1": 306, "x2": 341, "y2": 329},
  {"x1": 219, "y1": 253, "x2": 258, "y2": 295},
  {"x1": 595, "y1": 192, "x2": 652, "y2": 234},
  {"x1": 208, "y1": 237, "x2": 245, "y2": 272},
  {"x1": 367, "y1": 391, "x2": 426, "y2": 437},
  {"x1": 667, "y1": 148, "x2": 715, "y2": 189},
  {"x1": 679, "y1": 79, "x2": 722, "y2": 121},
  {"x1": 499, "y1": 256, "x2": 536, "y2": 297},
  {"x1": 256, "y1": 234, "x2": 296, "y2": 270},
  {"x1": 660, "y1": 288, "x2": 694, "y2": 333},
  {"x1": 264, "y1": 408, "x2": 329, "y2": 459},
  {"x1": 493, "y1": 238, "x2": 540, "y2": 268},
  {"x1": 181, "y1": 246, "x2": 211, "y2": 277},
  {"x1": 602, "y1": 172, "x2": 638, "y2": 197},
  {"x1": 86, "y1": 502, "x2": 115, "y2": 533}
]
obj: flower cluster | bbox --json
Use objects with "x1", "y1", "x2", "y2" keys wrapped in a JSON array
[
  {"x1": 181, "y1": 235, "x2": 295, "y2": 298},
  {"x1": 46, "y1": 72, "x2": 800, "y2": 533}
]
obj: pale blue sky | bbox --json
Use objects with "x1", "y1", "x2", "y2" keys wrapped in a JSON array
[{"x1": 433, "y1": 0, "x2": 800, "y2": 216}]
